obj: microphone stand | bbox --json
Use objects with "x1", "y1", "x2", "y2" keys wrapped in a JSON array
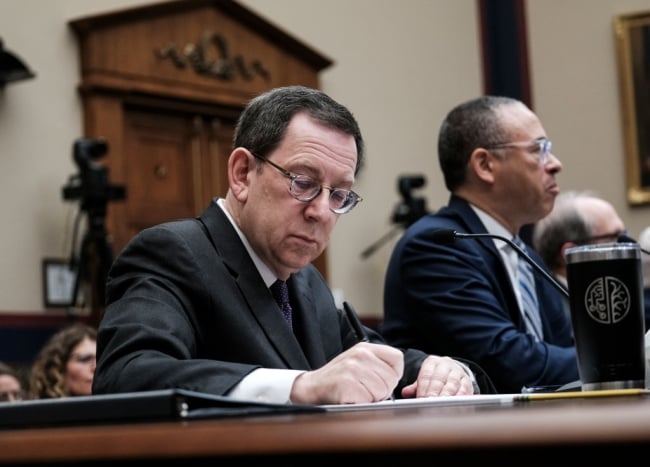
[{"x1": 445, "y1": 230, "x2": 570, "y2": 298}]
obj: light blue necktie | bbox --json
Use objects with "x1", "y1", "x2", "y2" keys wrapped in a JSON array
[{"x1": 514, "y1": 237, "x2": 543, "y2": 341}]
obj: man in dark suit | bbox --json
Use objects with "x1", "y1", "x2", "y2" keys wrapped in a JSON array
[
  {"x1": 382, "y1": 95, "x2": 579, "y2": 394},
  {"x1": 93, "y1": 85, "x2": 486, "y2": 405}
]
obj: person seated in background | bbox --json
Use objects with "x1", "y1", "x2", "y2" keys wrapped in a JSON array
[
  {"x1": 92, "y1": 85, "x2": 495, "y2": 405},
  {"x1": 0, "y1": 361, "x2": 24, "y2": 402},
  {"x1": 382, "y1": 95, "x2": 578, "y2": 394},
  {"x1": 28, "y1": 323, "x2": 96, "y2": 399},
  {"x1": 532, "y1": 190, "x2": 629, "y2": 318}
]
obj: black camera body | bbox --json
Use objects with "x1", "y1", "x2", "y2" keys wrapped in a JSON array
[
  {"x1": 360, "y1": 174, "x2": 430, "y2": 259},
  {"x1": 391, "y1": 175, "x2": 428, "y2": 228},
  {"x1": 62, "y1": 139, "x2": 126, "y2": 222}
]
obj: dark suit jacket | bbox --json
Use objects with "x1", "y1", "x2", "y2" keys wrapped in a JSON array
[
  {"x1": 382, "y1": 195, "x2": 579, "y2": 393},
  {"x1": 93, "y1": 200, "x2": 466, "y2": 397}
]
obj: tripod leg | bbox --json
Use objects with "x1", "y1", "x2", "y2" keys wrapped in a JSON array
[
  {"x1": 69, "y1": 232, "x2": 90, "y2": 310},
  {"x1": 360, "y1": 225, "x2": 404, "y2": 259}
]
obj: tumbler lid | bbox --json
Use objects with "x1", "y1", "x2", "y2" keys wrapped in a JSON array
[{"x1": 565, "y1": 242, "x2": 640, "y2": 264}]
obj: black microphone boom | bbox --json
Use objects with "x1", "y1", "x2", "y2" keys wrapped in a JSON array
[{"x1": 431, "y1": 229, "x2": 570, "y2": 298}]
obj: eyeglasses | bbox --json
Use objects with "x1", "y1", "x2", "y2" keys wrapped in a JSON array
[
  {"x1": 571, "y1": 230, "x2": 628, "y2": 245},
  {"x1": 485, "y1": 138, "x2": 553, "y2": 165},
  {"x1": 251, "y1": 152, "x2": 363, "y2": 214}
]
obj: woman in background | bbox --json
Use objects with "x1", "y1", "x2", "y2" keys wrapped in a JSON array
[{"x1": 28, "y1": 323, "x2": 96, "y2": 399}]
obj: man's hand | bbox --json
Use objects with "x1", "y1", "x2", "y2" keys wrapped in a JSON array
[
  {"x1": 290, "y1": 343, "x2": 404, "y2": 405},
  {"x1": 400, "y1": 356, "x2": 475, "y2": 398}
]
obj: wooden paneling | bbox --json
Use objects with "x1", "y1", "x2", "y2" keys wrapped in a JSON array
[{"x1": 68, "y1": 0, "x2": 332, "y2": 321}]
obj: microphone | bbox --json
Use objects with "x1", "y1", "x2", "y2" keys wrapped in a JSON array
[
  {"x1": 431, "y1": 229, "x2": 570, "y2": 298},
  {"x1": 618, "y1": 233, "x2": 650, "y2": 255}
]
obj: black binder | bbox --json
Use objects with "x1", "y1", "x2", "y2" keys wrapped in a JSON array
[{"x1": 0, "y1": 388, "x2": 323, "y2": 429}]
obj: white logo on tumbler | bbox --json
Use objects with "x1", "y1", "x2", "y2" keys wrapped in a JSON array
[{"x1": 584, "y1": 276, "x2": 630, "y2": 324}]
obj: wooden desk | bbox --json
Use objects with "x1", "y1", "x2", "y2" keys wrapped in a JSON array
[{"x1": 1, "y1": 396, "x2": 650, "y2": 465}]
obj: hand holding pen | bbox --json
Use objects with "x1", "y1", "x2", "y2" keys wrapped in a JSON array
[
  {"x1": 343, "y1": 301, "x2": 396, "y2": 400},
  {"x1": 342, "y1": 301, "x2": 473, "y2": 399},
  {"x1": 343, "y1": 301, "x2": 370, "y2": 342}
]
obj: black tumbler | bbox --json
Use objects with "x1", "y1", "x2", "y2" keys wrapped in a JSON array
[{"x1": 566, "y1": 242, "x2": 646, "y2": 390}]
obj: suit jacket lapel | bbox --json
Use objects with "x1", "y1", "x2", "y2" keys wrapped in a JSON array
[
  {"x1": 448, "y1": 196, "x2": 521, "y2": 324},
  {"x1": 198, "y1": 202, "x2": 310, "y2": 369}
]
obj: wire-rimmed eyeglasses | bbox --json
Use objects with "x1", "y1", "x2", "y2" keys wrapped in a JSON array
[
  {"x1": 485, "y1": 138, "x2": 553, "y2": 165},
  {"x1": 250, "y1": 152, "x2": 363, "y2": 214}
]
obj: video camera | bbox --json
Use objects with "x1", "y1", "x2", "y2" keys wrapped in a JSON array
[
  {"x1": 391, "y1": 175, "x2": 429, "y2": 228},
  {"x1": 360, "y1": 174, "x2": 430, "y2": 259},
  {"x1": 62, "y1": 138, "x2": 126, "y2": 221}
]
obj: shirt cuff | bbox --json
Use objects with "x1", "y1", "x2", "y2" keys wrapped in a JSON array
[{"x1": 227, "y1": 368, "x2": 306, "y2": 404}]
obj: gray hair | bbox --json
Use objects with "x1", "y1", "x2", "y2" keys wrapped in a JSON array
[{"x1": 532, "y1": 190, "x2": 598, "y2": 272}]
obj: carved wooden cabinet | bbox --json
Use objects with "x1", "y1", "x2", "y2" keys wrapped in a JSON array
[{"x1": 69, "y1": 0, "x2": 332, "y2": 318}]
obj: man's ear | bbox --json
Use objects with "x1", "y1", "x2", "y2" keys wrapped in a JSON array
[
  {"x1": 560, "y1": 241, "x2": 577, "y2": 259},
  {"x1": 228, "y1": 148, "x2": 254, "y2": 201},
  {"x1": 469, "y1": 148, "x2": 496, "y2": 184}
]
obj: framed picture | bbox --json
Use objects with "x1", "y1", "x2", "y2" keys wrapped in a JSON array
[
  {"x1": 614, "y1": 11, "x2": 650, "y2": 205},
  {"x1": 42, "y1": 258, "x2": 78, "y2": 308}
]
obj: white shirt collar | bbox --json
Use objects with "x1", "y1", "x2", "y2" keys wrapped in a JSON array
[
  {"x1": 216, "y1": 198, "x2": 277, "y2": 288},
  {"x1": 469, "y1": 204, "x2": 519, "y2": 287}
]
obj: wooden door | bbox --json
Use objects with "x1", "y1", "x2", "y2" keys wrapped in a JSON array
[
  {"x1": 70, "y1": 0, "x2": 332, "y2": 319},
  {"x1": 115, "y1": 105, "x2": 232, "y2": 255}
]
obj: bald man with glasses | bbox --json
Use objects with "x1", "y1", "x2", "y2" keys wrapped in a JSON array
[
  {"x1": 531, "y1": 190, "x2": 650, "y2": 327},
  {"x1": 93, "y1": 86, "x2": 494, "y2": 405},
  {"x1": 382, "y1": 95, "x2": 579, "y2": 394}
]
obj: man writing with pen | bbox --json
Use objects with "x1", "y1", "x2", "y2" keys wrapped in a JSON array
[{"x1": 92, "y1": 86, "x2": 491, "y2": 405}]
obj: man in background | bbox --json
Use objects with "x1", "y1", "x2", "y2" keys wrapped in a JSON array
[
  {"x1": 0, "y1": 361, "x2": 24, "y2": 402},
  {"x1": 532, "y1": 190, "x2": 627, "y2": 317},
  {"x1": 382, "y1": 95, "x2": 578, "y2": 394}
]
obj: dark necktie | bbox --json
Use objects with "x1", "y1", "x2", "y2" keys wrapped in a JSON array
[
  {"x1": 514, "y1": 237, "x2": 543, "y2": 341},
  {"x1": 270, "y1": 280, "x2": 293, "y2": 329}
]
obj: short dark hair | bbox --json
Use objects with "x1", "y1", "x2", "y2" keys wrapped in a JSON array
[
  {"x1": 438, "y1": 95, "x2": 522, "y2": 191},
  {"x1": 233, "y1": 85, "x2": 365, "y2": 175},
  {"x1": 0, "y1": 361, "x2": 18, "y2": 378}
]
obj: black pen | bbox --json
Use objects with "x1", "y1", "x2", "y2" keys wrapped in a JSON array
[{"x1": 344, "y1": 301, "x2": 370, "y2": 342}]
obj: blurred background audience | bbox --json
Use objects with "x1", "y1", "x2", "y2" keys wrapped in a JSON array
[
  {"x1": 28, "y1": 323, "x2": 96, "y2": 399},
  {"x1": 0, "y1": 361, "x2": 24, "y2": 402}
]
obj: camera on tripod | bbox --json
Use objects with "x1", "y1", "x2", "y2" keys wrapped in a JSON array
[
  {"x1": 62, "y1": 138, "x2": 126, "y2": 219},
  {"x1": 391, "y1": 175, "x2": 429, "y2": 228},
  {"x1": 60, "y1": 138, "x2": 126, "y2": 319},
  {"x1": 360, "y1": 174, "x2": 429, "y2": 259}
]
